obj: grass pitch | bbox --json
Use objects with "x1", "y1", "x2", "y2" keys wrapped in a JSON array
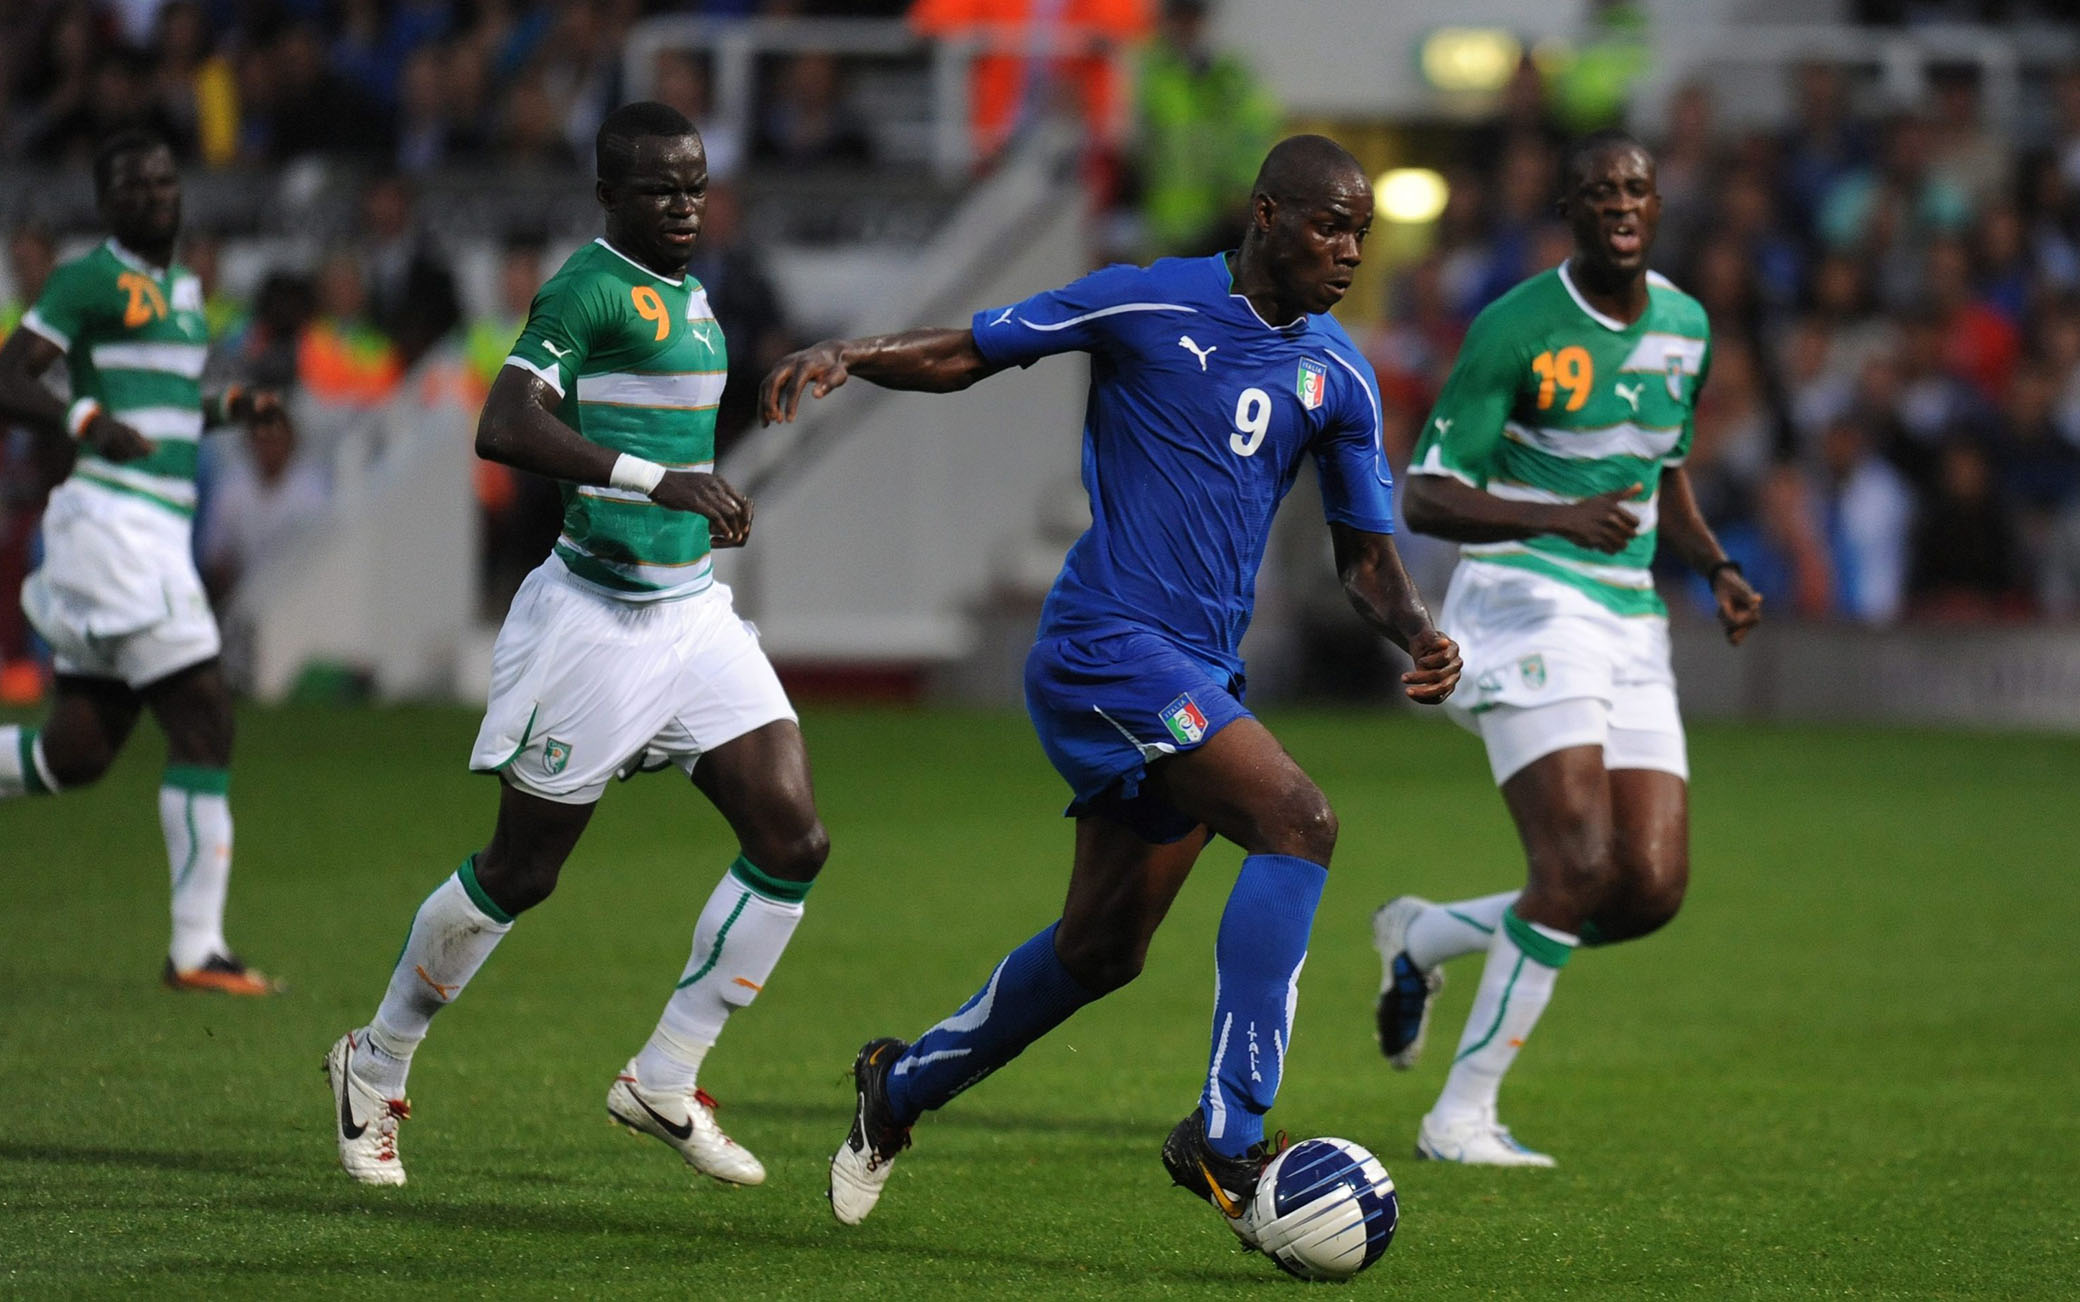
[{"x1": 2, "y1": 704, "x2": 2076, "y2": 1297}]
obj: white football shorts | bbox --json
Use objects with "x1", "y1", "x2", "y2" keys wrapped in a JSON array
[
  {"x1": 1440, "y1": 558, "x2": 1688, "y2": 786},
  {"x1": 21, "y1": 479, "x2": 221, "y2": 688},
  {"x1": 469, "y1": 556, "x2": 797, "y2": 805}
]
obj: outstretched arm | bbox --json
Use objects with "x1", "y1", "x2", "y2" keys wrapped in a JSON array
[
  {"x1": 478, "y1": 366, "x2": 753, "y2": 546},
  {"x1": 0, "y1": 328, "x2": 154, "y2": 462},
  {"x1": 1331, "y1": 523, "x2": 1461, "y2": 704},
  {"x1": 1402, "y1": 473, "x2": 1644, "y2": 553},
  {"x1": 1658, "y1": 465, "x2": 1762, "y2": 645},
  {"x1": 760, "y1": 327, "x2": 1005, "y2": 424}
]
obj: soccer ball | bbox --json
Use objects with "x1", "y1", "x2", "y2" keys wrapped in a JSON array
[{"x1": 1246, "y1": 1137, "x2": 1399, "y2": 1281}]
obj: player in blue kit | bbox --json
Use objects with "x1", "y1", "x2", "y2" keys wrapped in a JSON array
[{"x1": 760, "y1": 135, "x2": 1461, "y2": 1237}]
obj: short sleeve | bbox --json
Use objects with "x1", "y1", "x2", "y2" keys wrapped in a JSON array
[
  {"x1": 1313, "y1": 351, "x2": 1396, "y2": 534},
  {"x1": 505, "y1": 275, "x2": 602, "y2": 397},
  {"x1": 1407, "y1": 311, "x2": 1524, "y2": 489},
  {"x1": 20, "y1": 259, "x2": 96, "y2": 353},
  {"x1": 970, "y1": 263, "x2": 1177, "y2": 370},
  {"x1": 1667, "y1": 341, "x2": 1711, "y2": 468}
]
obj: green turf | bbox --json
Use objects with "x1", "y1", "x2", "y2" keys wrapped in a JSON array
[{"x1": 2, "y1": 705, "x2": 2076, "y2": 1297}]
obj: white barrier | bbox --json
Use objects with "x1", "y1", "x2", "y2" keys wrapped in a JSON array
[
  {"x1": 715, "y1": 128, "x2": 1091, "y2": 666},
  {"x1": 233, "y1": 376, "x2": 477, "y2": 702},
  {"x1": 1673, "y1": 618, "x2": 2080, "y2": 732}
]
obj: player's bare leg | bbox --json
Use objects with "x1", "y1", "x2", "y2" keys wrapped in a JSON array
[
  {"x1": 1587, "y1": 769, "x2": 1689, "y2": 944},
  {"x1": 2, "y1": 663, "x2": 269, "y2": 995},
  {"x1": 329, "y1": 784, "x2": 590, "y2": 1184},
  {"x1": 1377, "y1": 739, "x2": 1688, "y2": 1074},
  {"x1": 832, "y1": 814, "x2": 1204, "y2": 1225},
  {"x1": 1149, "y1": 718, "x2": 1336, "y2": 1226},
  {"x1": 141, "y1": 658, "x2": 272, "y2": 994},
  {"x1": 1505, "y1": 746, "x2": 1623, "y2": 933},
  {"x1": 1418, "y1": 745, "x2": 1618, "y2": 1166},
  {"x1": 1, "y1": 674, "x2": 142, "y2": 795},
  {"x1": 1055, "y1": 819, "x2": 1208, "y2": 993},
  {"x1": 615, "y1": 720, "x2": 829, "y2": 1186},
  {"x1": 470, "y1": 780, "x2": 596, "y2": 914}
]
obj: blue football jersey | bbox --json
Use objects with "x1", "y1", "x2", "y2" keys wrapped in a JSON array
[{"x1": 972, "y1": 253, "x2": 1395, "y2": 678}]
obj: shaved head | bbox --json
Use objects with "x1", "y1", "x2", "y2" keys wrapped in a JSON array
[
  {"x1": 596, "y1": 100, "x2": 697, "y2": 184},
  {"x1": 1562, "y1": 128, "x2": 1649, "y2": 194},
  {"x1": 1251, "y1": 134, "x2": 1366, "y2": 207},
  {"x1": 1233, "y1": 134, "x2": 1372, "y2": 321}
]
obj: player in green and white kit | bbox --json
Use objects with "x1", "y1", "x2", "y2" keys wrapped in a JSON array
[
  {"x1": 0, "y1": 131, "x2": 284, "y2": 996},
  {"x1": 1369, "y1": 132, "x2": 1763, "y2": 1166},
  {"x1": 326, "y1": 103, "x2": 828, "y2": 1187}
]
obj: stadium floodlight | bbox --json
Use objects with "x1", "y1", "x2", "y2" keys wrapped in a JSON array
[
  {"x1": 1419, "y1": 27, "x2": 1522, "y2": 94},
  {"x1": 1374, "y1": 168, "x2": 1450, "y2": 224}
]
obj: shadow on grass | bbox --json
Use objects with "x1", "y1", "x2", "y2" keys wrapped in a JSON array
[
  {"x1": 184, "y1": 1186, "x2": 1262, "y2": 1288},
  {"x1": 0, "y1": 1141, "x2": 1269, "y2": 1288},
  {"x1": 0, "y1": 1140, "x2": 277, "y2": 1177},
  {"x1": 723, "y1": 1098, "x2": 1159, "y2": 1144}
]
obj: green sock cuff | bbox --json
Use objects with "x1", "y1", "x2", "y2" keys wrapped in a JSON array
[
  {"x1": 457, "y1": 854, "x2": 516, "y2": 926},
  {"x1": 1577, "y1": 919, "x2": 1609, "y2": 948},
  {"x1": 729, "y1": 855, "x2": 812, "y2": 904},
  {"x1": 161, "y1": 764, "x2": 229, "y2": 795},
  {"x1": 19, "y1": 728, "x2": 51, "y2": 795},
  {"x1": 1503, "y1": 907, "x2": 1575, "y2": 969}
]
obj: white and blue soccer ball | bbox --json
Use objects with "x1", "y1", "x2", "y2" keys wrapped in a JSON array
[{"x1": 1246, "y1": 1137, "x2": 1399, "y2": 1282}]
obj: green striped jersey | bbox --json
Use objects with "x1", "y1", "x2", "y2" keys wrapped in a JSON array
[
  {"x1": 21, "y1": 240, "x2": 211, "y2": 518},
  {"x1": 505, "y1": 239, "x2": 726, "y2": 602},
  {"x1": 1409, "y1": 262, "x2": 1711, "y2": 617}
]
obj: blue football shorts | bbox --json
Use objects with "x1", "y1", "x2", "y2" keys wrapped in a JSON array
[{"x1": 1023, "y1": 628, "x2": 1252, "y2": 844}]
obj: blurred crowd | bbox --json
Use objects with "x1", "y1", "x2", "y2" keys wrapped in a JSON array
[
  {"x1": 1365, "y1": 59, "x2": 2080, "y2": 625},
  {"x1": 5, "y1": 1, "x2": 2080, "y2": 703},
  {"x1": 0, "y1": 0, "x2": 913, "y2": 173}
]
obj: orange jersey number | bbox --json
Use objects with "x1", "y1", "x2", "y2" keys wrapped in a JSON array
[
  {"x1": 118, "y1": 272, "x2": 169, "y2": 328},
  {"x1": 1531, "y1": 346, "x2": 1593, "y2": 412},
  {"x1": 631, "y1": 286, "x2": 670, "y2": 342}
]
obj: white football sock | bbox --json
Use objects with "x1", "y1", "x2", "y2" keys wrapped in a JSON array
[
  {"x1": 356, "y1": 859, "x2": 514, "y2": 1097},
  {"x1": 0, "y1": 726, "x2": 58, "y2": 798},
  {"x1": 1405, "y1": 890, "x2": 1519, "y2": 969},
  {"x1": 633, "y1": 857, "x2": 808, "y2": 1095},
  {"x1": 1428, "y1": 907, "x2": 1575, "y2": 1127},
  {"x1": 161, "y1": 768, "x2": 233, "y2": 970}
]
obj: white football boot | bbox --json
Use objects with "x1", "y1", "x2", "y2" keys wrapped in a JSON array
[
  {"x1": 1416, "y1": 1109, "x2": 1556, "y2": 1168},
  {"x1": 829, "y1": 1037, "x2": 912, "y2": 1225},
  {"x1": 607, "y1": 1061, "x2": 766, "y2": 1185},
  {"x1": 1372, "y1": 896, "x2": 1444, "y2": 1070},
  {"x1": 325, "y1": 1031, "x2": 410, "y2": 1185}
]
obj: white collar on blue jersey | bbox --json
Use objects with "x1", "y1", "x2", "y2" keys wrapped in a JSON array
[{"x1": 1218, "y1": 253, "x2": 1310, "y2": 333}]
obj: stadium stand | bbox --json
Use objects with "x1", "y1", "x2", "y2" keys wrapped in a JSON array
[{"x1": 2, "y1": 2, "x2": 2078, "y2": 722}]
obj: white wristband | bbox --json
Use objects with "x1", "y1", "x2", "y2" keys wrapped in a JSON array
[
  {"x1": 66, "y1": 397, "x2": 101, "y2": 440},
  {"x1": 609, "y1": 453, "x2": 666, "y2": 496}
]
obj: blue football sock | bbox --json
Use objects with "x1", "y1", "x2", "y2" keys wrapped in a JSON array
[
  {"x1": 886, "y1": 922, "x2": 1096, "y2": 1124},
  {"x1": 1200, "y1": 853, "x2": 1327, "y2": 1158}
]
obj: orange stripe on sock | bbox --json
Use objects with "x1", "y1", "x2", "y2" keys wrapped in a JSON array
[{"x1": 731, "y1": 977, "x2": 763, "y2": 992}]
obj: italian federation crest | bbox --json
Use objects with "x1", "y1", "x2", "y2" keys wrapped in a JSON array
[
  {"x1": 1161, "y1": 693, "x2": 1209, "y2": 745},
  {"x1": 1297, "y1": 359, "x2": 1327, "y2": 410}
]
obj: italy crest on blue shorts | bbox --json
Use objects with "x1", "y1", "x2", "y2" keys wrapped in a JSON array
[{"x1": 1161, "y1": 692, "x2": 1209, "y2": 745}]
